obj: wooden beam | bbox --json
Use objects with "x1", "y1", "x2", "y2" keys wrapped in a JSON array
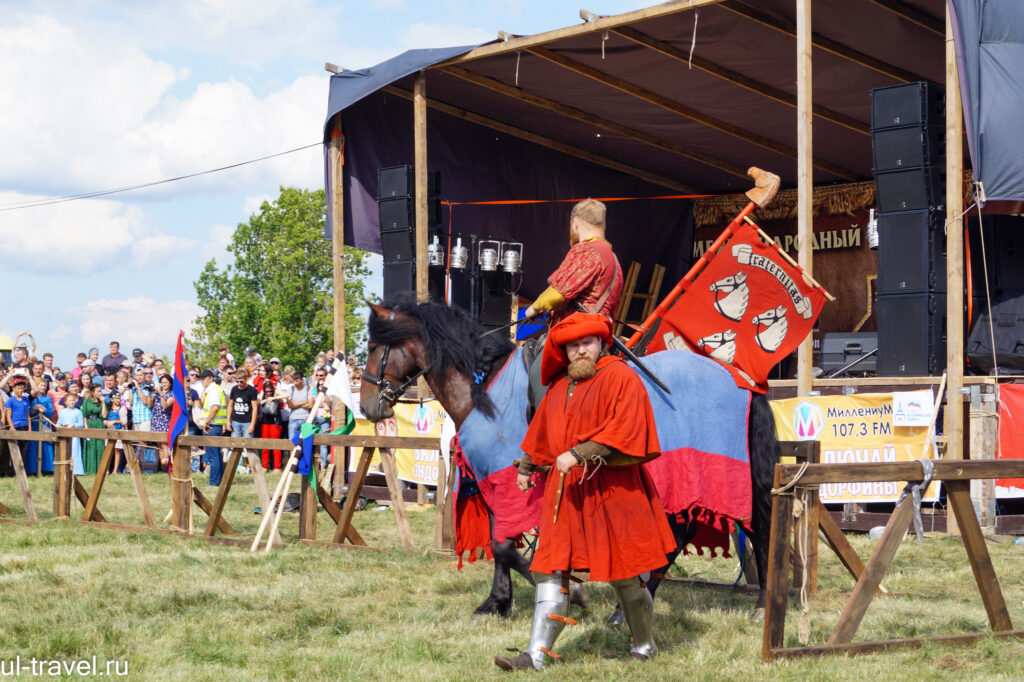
[
  {"x1": 946, "y1": 480, "x2": 1013, "y2": 631},
  {"x1": 121, "y1": 443, "x2": 155, "y2": 529},
  {"x1": 945, "y1": 5, "x2": 966, "y2": 496},
  {"x1": 796, "y1": 0, "x2": 814, "y2": 396},
  {"x1": 329, "y1": 116, "x2": 346, "y2": 355},
  {"x1": 762, "y1": 465, "x2": 795, "y2": 662},
  {"x1": 413, "y1": 71, "x2": 429, "y2": 303},
  {"x1": 438, "y1": 0, "x2": 728, "y2": 66},
  {"x1": 192, "y1": 486, "x2": 237, "y2": 536},
  {"x1": 53, "y1": 438, "x2": 71, "y2": 519},
  {"x1": 719, "y1": 0, "x2": 928, "y2": 83},
  {"x1": 442, "y1": 65, "x2": 750, "y2": 179},
  {"x1": 299, "y1": 474, "x2": 318, "y2": 541},
  {"x1": 74, "y1": 477, "x2": 104, "y2": 522},
  {"x1": 527, "y1": 46, "x2": 859, "y2": 180},
  {"x1": 772, "y1": 628, "x2": 1024, "y2": 659},
  {"x1": 612, "y1": 26, "x2": 869, "y2": 136},
  {"x1": 382, "y1": 85, "x2": 696, "y2": 193},
  {"x1": 6, "y1": 441, "x2": 37, "y2": 522},
  {"x1": 81, "y1": 440, "x2": 115, "y2": 523},
  {"x1": 203, "y1": 447, "x2": 243, "y2": 537},
  {"x1": 316, "y1": 476, "x2": 365, "y2": 545},
  {"x1": 171, "y1": 444, "x2": 190, "y2": 532},
  {"x1": 332, "y1": 447, "x2": 373, "y2": 544},
  {"x1": 778, "y1": 459, "x2": 1024, "y2": 487},
  {"x1": 828, "y1": 496, "x2": 915, "y2": 645},
  {"x1": 246, "y1": 451, "x2": 282, "y2": 547},
  {"x1": 866, "y1": 0, "x2": 944, "y2": 36}
]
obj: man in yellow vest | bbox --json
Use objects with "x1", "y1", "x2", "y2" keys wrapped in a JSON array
[{"x1": 198, "y1": 370, "x2": 228, "y2": 485}]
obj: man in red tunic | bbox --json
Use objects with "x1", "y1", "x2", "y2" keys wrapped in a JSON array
[
  {"x1": 523, "y1": 199, "x2": 623, "y2": 324},
  {"x1": 494, "y1": 313, "x2": 676, "y2": 671}
]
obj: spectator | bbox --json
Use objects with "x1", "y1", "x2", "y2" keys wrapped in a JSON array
[
  {"x1": 286, "y1": 371, "x2": 314, "y2": 441},
  {"x1": 268, "y1": 357, "x2": 281, "y2": 374},
  {"x1": 3, "y1": 378, "x2": 31, "y2": 475},
  {"x1": 71, "y1": 352, "x2": 87, "y2": 379},
  {"x1": 42, "y1": 353, "x2": 55, "y2": 382},
  {"x1": 325, "y1": 349, "x2": 336, "y2": 365},
  {"x1": 150, "y1": 374, "x2": 175, "y2": 470},
  {"x1": 227, "y1": 368, "x2": 259, "y2": 440},
  {"x1": 29, "y1": 378, "x2": 55, "y2": 475},
  {"x1": 56, "y1": 392, "x2": 85, "y2": 476},
  {"x1": 12, "y1": 345, "x2": 30, "y2": 369},
  {"x1": 104, "y1": 391, "x2": 128, "y2": 473},
  {"x1": 311, "y1": 368, "x2": 331, "y2": 470},
  {"x1": 28, "y1": 360, "x2": 47, "y2": 398},
  {"x1": 216, "y1": 356, "x2": 230, "y2": 376},
  {"x1": 221, "y1": 366, "x2": 237, "y2": 398},
  {"x1": 65, "y1": 378, "x2": 83, "y2": 409},
  {"x1": 253, "y1": 363, "x2": 273, "y2": 392},
  {"x1": 88, "y1": 347, "x2": 100, "y2": 366},
  {"x1": 131, "y1": 347, "x2": 146, "y2": 372},
  {"x1": 183, "y1": 370, "x2": 204, "y2": 473},
  {"x1": 49, "y1": 373, "x2": 68, "y2": 413},
  {"x1": 218, "y1": 343, "x2": 235, "y2": 368},
  {"x1": 152, "y1": 358, "x2": 167, "y2": 379},
  {"x1": 244, "y1": 345, "x2": 262, "y2": 365},
  {"x1": 313, "y1": 351, "x2": 327, "y2": 374},
  {"x1": 257, "y1": 381, "x2": 284, "y2": 471},
  {"x1": 198, "y1": 370, "x2": 227, "y2": 485},
  {"x1": 142, "y1": 352, "x2": 157, "y2": 369},
  {"x1": 128, "y1": 368, "x2": 154, "y2": 431},
  {"x1": 100, "y1": 342, "x2": 126, "y2": 376},
  {"x1": 80, "y1": 384, "x2": 107, "y2": 474}
]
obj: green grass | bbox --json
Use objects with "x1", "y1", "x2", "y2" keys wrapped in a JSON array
[{"x1": 2, "y1": 472, "x2": 1024, "y2": 680}]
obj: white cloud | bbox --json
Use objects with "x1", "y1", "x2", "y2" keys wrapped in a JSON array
[
  {"x1": 243, "y1": 194, "x2": 273, "y2": 217},
  {"x1": 200, "y1": 224, "x2": 236, "y2": 264},
  {"x1": 397, "y1": 22, "x2": 494, "y2": 50},
  {"x1": 130, "y1": 233, "x2": 197, "y2": 268},
  {"x1": 75, "y1": 297, "x2": 203, "y2": 350},
  {"x1": 0, "y1": 191, "x2": 192, "y2": 275}
]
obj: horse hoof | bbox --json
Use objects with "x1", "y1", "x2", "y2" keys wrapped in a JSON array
[
  {"x1": 473, "y1": 601, "x2": 512, "y2": 620},
  {"x1": 749, "y1": 607, "x2": 765, "y2": 623},
  {"x1": 607, "y1": 607, "x2": 625, "y2": 626}
]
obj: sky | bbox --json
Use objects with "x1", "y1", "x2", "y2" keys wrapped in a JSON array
[{"x1": 0, "y1": 0, "x2": 648, "y2": 370}]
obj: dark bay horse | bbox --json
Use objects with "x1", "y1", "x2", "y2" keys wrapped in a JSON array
[{"x1": 359, "y1": 297, "x2": 779, "y2": 620}]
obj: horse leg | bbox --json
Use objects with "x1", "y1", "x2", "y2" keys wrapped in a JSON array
[
  {"x1": 608, "y1": 513, "x2": 697, "y2": 625},
  {"x1": 473, "y1": 512, "x2": 534, "y2": 618},
  {"x1": 747, "y1": 392, "x2": 781, "y2": 621}
]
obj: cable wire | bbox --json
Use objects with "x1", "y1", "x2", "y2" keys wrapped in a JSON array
[{"x1": 0, "y1": 141, "x2": 322, "y2": 212}]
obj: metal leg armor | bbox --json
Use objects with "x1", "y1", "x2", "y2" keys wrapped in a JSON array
[
  {"x1": 525, "y1": 571, "x2": 570, "y2": 668},
  {"x1": 610, "y1": 576, "x2": 658, "y2": 659}
]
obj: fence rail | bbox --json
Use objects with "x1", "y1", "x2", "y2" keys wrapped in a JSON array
[{"x1": 0, "y1": 429, "x2": 448, "y2": 554}]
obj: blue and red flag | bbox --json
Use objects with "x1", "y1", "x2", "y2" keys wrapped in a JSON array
[{"x1": 168, "y1": 330, "x2": 189, "y2": 452}]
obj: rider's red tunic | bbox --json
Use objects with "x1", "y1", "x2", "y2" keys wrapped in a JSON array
[{"x1": 521, "y1": 355, "x2": 676, "y2": 581}]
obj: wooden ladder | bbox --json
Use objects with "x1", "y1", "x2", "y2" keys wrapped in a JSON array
[{"x1": 615, "y1": 261, "x2": 665, "y2": 337}]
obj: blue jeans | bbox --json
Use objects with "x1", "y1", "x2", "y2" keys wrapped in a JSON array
[
  {"x1": 231, "y1": 422, "x2": 253, "y2": 439},
  {"x1": 313, "y1": 416, "x2": 331, "y2": 468},
  {"x1": 205, "y1": 424, "x2": 224, "y2": 485},
  {"x1": 287, "y1": 420, "x2": 304, "y2": 442},
  {"x1": 188, "y1": 423, "x2": 202, "y2": 472}
]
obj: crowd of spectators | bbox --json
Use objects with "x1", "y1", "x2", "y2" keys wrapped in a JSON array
[{"x1": 0, "y1": 340, "x2": 362, "y2": 487}]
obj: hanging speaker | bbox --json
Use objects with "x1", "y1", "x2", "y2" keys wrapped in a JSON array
[
  {"x1": 874, "y1": 165, "x2": 945, "y2": 213},
  {"x1": 871, "y1": 81, "x2": 944, "y2": 129},
  {"x1": 877, "y1": 291, "x2": 946, "y2": 376},
  {"x1": 872, "y1": 125, "x2": 945, "y2": 172},
  {"x1": 377, "y1": 165, "x2": 440, "y2": 199},
  {"x1": 877, "y1": 210, "x2": 945, "y2": 294}
]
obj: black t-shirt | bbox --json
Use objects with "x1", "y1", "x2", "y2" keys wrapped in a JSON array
[{"x1": 229, "y1": 385, "x2": 259, "y2": 423}]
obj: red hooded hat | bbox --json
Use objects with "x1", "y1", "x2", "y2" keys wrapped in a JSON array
[{"x1": 540, "y1": 313, "x2": 613, "y2": 386}]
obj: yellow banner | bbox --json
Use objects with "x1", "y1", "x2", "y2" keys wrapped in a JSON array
[
  {"x1": 770, "y1": 393, "x2": 939, "y2": 503},
  {"x1": 351, "y1": 400, "x2": 448, "y2": 486}
]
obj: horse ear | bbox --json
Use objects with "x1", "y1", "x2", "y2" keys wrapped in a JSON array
[{"x1": 368, "y1": 300, "x2": 390, "y2": 318}]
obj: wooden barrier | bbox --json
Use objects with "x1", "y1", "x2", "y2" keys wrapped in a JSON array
[
  {"x1": 762, "y1": 458, "x2": 1024, "y2": 662},
  {"x1": 0, "y1": 430, "x2": 443, "y2": 554}
]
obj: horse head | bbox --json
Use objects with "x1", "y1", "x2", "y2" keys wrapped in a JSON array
[{"x1": 360, "y1": 301, "x2": 431, "y2": 422}]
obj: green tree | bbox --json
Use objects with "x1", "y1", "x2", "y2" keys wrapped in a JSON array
[{"x1": 190, "y1": 187, "x2": 371, "y2": 369}]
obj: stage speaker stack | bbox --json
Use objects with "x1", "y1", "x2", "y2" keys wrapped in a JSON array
[
  {"x1": 871, "y1": 82, "x2": 948, "y2": 376},
  {"x1": 966, "y1": 214, "x2": 1024, "y2": 373},
  {"x1": 377, "y1": 165, "x2": 442, "y2": 299}
]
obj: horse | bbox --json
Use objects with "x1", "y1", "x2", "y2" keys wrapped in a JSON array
[{"x1": 359, "y1": 296, "x2": 780, "y2": 621}]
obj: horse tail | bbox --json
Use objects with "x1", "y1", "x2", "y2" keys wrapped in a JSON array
[{"x1": 747, "y1": 392, "x2": 781, "y2": 588}]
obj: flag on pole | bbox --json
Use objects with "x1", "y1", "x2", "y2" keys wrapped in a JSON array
[
  {"x1": 168, "y1": 330, "x2": 189, "y2": 451},
  {"x1": 291, "y1": 359, "x2": 357, "y2": 498},
  {"x1": 645, "y1": 221, "x2": 828, "y2": 392}
]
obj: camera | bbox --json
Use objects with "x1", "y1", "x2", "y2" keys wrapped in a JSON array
[{"x1": 141, "y1": 381, "x2": 155, "y2": 391}]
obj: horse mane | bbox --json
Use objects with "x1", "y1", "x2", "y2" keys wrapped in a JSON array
[{"x1": 369, "y1": 294, "x2": 515, "y2": 418}]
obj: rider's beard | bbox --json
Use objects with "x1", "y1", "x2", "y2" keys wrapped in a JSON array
[{"x1": 567, "y1": 355, "x2": 597, "y2": 381}]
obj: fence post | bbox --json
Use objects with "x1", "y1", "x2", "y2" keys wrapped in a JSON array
[
  {"x1": 171, "y1": 443, "x2": 191, "y2": 532},
  {"x1": 299, "y1": 473, "x2": 317, "y2": 540},
  {"x1": 53, "y1": 436, "x2": 71, "y2": 519}
]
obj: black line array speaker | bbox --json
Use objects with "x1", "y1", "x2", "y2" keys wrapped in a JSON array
[
  {"x1": 378, "y1": 197, "x2": 442, "y2": 231},
  {"x1": 871, "y1": 81, "x2": 948, "y2": 376},
  {"x1": 877, "y1": 210, "x2": 945, "y2": 294},
  {"x1": 967, "y1": 289, "x2": 1024, "y2": 373},
  {"x1": 377, "y1": 165, "x2": 440, "y2": 199},
  {"x1": 877, "y1": 292, "x2": 947, "y2": 376},
  {"x1": 382, "y1": 260, "x2": 444, "y2": 301}
]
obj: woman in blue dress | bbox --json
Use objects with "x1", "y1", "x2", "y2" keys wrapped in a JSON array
[
  {"x1": 29, "y1": 378, "x2": 56, "y2": 474},
  {"x1": 56, "y1": 393, "x2": 85, "y2": 475}
]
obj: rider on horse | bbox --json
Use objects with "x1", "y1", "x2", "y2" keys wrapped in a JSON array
[{"x1": 494, "y1": 313, "x2": 676, "y2": 671}]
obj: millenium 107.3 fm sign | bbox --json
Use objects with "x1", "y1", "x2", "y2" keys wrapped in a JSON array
[{"x1": 770, "y1": 393, "x2": 940, "y2": 504}]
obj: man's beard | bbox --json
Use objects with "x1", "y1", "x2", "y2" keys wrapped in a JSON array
[{"x1": 567, "y1": 355, "x2": 597, "y2": 381}]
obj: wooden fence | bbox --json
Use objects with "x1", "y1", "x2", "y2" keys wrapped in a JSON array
[
  {"x1": 762, "y1": 458, "x2": 1024, "y2": 661},
  {"x1": 0, "y1": 429, "x2": 449, "y2": 553}
]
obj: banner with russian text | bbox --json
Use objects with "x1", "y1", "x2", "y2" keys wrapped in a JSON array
[
  {"x1": 350, "y1": 400, "x2": 447, "y2": 486},
  {"x1": 770, "y1": 393, "x2": 940, "y2": 503}
]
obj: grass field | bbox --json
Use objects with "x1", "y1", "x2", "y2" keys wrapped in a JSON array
[{"x1": 2, "y1": 470, "x2": 1024, "y2": 681}]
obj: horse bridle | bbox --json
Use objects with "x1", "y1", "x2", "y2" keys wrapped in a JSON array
[{"x1": 362, "y1": 340, "x2": 433, "y2": 405}]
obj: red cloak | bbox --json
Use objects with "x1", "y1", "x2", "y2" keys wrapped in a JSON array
[{"x1": 521, "y1": 355, "x2": 676, "y2": 581}]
